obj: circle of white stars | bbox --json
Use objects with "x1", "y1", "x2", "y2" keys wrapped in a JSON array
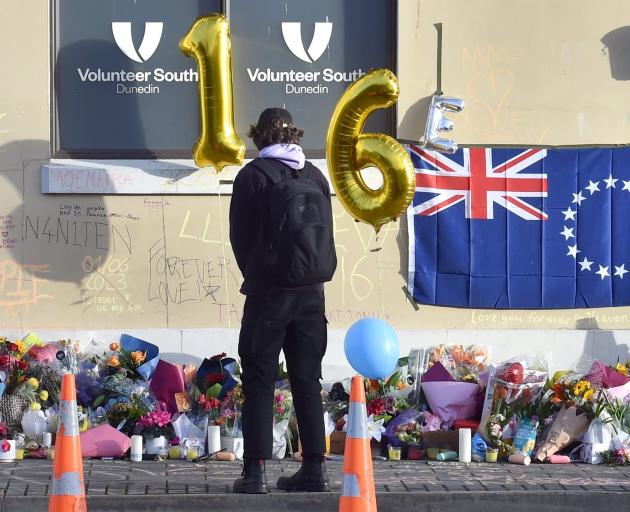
[{"x1": 560, "y1": 174, "x2": 630, "y2": 280}]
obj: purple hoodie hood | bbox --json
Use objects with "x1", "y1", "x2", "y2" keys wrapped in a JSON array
[{"x1": 259, "y1": 143, "x2": 306, "y2": 170}]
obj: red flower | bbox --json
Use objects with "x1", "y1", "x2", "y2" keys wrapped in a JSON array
[
  {"x1": 0, "y1": 355, "x2": 10, "y2": 367},
  {"x1": 503, "y1": 363, "x2": 524, "y2": 385},
  {"x1": 16, "y1": 360, "x2": 29, "y2": 371},
  {"x1": 1, "y1": 440, "x2": 11, "y2": 453},
  {"x1": 0, "y1": 423, "x2": 8, "y2": 437},
  {"x1": 6, "y1": 343, "x2": 18, "y2": 353},
  {"x1": 367, "y1": 398, "x2": 386, "y2": 417}
]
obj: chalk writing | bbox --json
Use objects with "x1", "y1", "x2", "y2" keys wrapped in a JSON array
[
  {"x1": 470, "y1": 309, "x2": 630, "y2": 327},
  {"x1": 81, "y1": 255, "x2": 141, "y2": 314},
  {"x1": 0, "y1": 259, "x2": 53, "y2": 314},
  {"x1": 461, "y1": 45, "x2": 527, "y2": 69},
  {"x1": 51, "y1": 168, "x2": 134, "y2": 192},
  {"x1": 326, "y1": 308, "x2": 392, "y2": 324},
  {"x1": 208, "y1": 302, "x2": 243, "y2": 324},
  {"x1": 333, "y1": 209, "x2": 398, "y2": 305},
  {"x1": 147, "y1": 239, "x2": 238, "y2": 305},
  {"x1": 178, "y1": 210, "x2": 223, "y2": 244},
  {"x1": 461, "y1": 44, "x2": 549, "y2": 143},
  {"x1": 59, "y1": 204, "x2": 82, "y2": 217},
  {"x1": 144, "y1": 198, "x2": 172, "y2": 209},
  {"x1": 0, "y1": 214, "x2": 17, "y2": 249},
  {"x1": 23, "y1": 216, "x2": 132, "y2": 254}
]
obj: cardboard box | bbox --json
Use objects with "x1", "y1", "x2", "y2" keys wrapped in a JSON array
[
  {"x1": 330, "y1": 431, "x2": 346, "y2": 454},
  {"x1": 421, "y1": 431, "x2": 459, "y2": 451}
]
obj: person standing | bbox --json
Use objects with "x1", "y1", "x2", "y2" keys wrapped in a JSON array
[{"x1": 230, "y1": 108, "x2": 337, "y2": 494}]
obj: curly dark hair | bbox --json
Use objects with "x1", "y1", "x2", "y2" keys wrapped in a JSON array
[{"x1": 248, "y1": 118, "x2": 304, "y2": 150}]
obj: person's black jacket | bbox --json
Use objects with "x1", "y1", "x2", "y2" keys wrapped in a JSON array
[{"x1": 229, "y1": 158, "x2": 331, "y2": 295}]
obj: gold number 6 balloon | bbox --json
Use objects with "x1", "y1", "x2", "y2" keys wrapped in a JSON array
[
  {"x1": 326, "y1": 68, "x2": 415, "y2": 233},
  {"x1": 180, "y1": 14, "x2": 245, "y2": 171}
]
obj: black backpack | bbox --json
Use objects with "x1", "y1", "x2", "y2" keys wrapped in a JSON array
[{"x1": 251, "y1": 158, "x2": 337, "y2": 286}]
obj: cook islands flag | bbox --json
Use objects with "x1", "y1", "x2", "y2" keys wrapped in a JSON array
[{"x1": 406, "y1": 145, "x2": 630, "y2": 308}]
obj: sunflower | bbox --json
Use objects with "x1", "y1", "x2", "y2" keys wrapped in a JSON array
[{"x1": 573, "y1": 380, "x2": 591, "y2": 397}]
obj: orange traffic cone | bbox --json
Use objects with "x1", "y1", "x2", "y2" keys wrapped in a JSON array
[
  {"x1": 49, "y1": 374, "x2": 87, "y2": 512},
  {"x1": 339, "y1": 376, "x2": 377, "y2": 512}
]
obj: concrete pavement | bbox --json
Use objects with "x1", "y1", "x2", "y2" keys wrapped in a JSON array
[{"x1": 0, "y1": 459, "x2": 627, "y2": 511}]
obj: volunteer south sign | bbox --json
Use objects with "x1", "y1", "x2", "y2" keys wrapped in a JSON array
[{"x1": 53, "y1": 0, "x2": 393, "y2": 157}]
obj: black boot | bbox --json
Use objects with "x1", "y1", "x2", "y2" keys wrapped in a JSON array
[
  {"x1": 233, "y1": 459, "x2": 269, "y2": 494},
  {"x1": 277, "y1": 457, "x2": 331, "y2": 492}
]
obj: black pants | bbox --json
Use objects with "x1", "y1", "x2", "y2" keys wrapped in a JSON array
[{"x1": 238, "y1": 289, "x2": 327, "y2": 460}]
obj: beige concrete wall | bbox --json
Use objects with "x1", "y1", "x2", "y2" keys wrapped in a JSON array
[
  {"x1": 398, "y1": 0, "x2": 630, "y2": 146},
  {"x1": 0, "y1": 0, "x2": 629, "y2": 334}
]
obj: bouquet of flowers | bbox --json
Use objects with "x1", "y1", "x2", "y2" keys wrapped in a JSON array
[
  {"x1": 478, "y1": 361, "x2": 547, "y2": 447},
  {"x1": 106, "y1": 342, "x2": 147, "y2": 380},
  {"x1": 106, "y1": 394, "x2": 150, "y2": 435},
  {"x1": 383, "y1": 409, "x2": 442, "y2": 448},
  {"x1": 397, "y1": 423, "x2": 423, "y2": 445},
  {"x1": 428, "y1": 344, "x2": 490, "y2": 383},
  {"x1": 364, "y1": 371, "x2": 411, "y2": 425},
  {"x1": 544, "y1": 374, "x2": 604, "y2": 418},
  {"x1": 0, "y1": 421, "x2": 14, "y2": 454},
  {"x1": 196, "y1": 394, "x2": 222, "y2": 422},
  {"x1": 217, "y1": 385, "x2": 244, "y2": 438},
  {"x1": 366, "y1": 395, "x2": 410, "y2": 424},
  {"x1": 137, "y1": 402, "x2": 172, "y2": 439},
  {"x1": 273, "y1": 389, "x2": 293, "y2": 423},
  {"x1": 603, "y1": 447, "x2": 630, "y2": 465},
  {"x1": 485, "y1": 413, "x2": 507, "y2": 448},
  {"x1": 534, "y1": 374, "x2": 596, "y2": 461}
]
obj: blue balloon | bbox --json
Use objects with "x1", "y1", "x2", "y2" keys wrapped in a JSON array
[{"x1": 344, "y1": 319, "x2": 400, "y2": 379}]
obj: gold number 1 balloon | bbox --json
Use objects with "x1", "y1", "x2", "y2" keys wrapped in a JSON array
[
  {"x1": 180, "y1": 14, "x2": 245, "y2": 171},
  {"x1": 326, "y1": 68, "x2": 415, "y2": 233}
]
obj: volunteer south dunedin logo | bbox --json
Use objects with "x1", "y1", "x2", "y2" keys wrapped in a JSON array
[
  {"x1": 247, "y1": 19, "x2": 364, "y2": 94},
  {"x1": 76, "y1": 21, "x2": 197, "y2": 94},
  {"x1": 112, "y1": 22, "x2": 163, "y2": 63},
  {"x1": 281, "y1": 21, "x2": 332, "y2": 63}
]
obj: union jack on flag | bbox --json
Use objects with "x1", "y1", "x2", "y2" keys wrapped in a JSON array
[
  {"x1": 409, "y1": 145, "x2": 548, "y2": 220},
  {"x1": 407, "y1": 146, "x2": 630, "y2": 309}
]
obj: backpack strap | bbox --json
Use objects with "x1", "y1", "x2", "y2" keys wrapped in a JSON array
[
  {"x1": 249, "y1": 157, "x2": 284, "y2": 184},
  {"x1": 250, "y1": 157, "x2": 313, "y2": 183}
]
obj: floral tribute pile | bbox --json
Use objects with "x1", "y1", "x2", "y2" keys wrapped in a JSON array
[
  {"x1": 1, "y1": 333, "x2": 630, "y2": 467},
  {"x1": 323, "y1": 345, "x2": 630, "y2": 466},
  {"x1": 0, "y1": 333, "x2": 294, "y2": 462}
]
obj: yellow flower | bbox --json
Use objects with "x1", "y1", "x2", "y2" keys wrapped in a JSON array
[
  {"x1": 30, "y1": 402, "x2": 41, "y2": 411},
  {"x1": 573, "y1": 380, "x2": 591, "y2": 396},
  {"x1": 109, "y1": 342, "x2": 121, "y2": 352},
  {"x1": 14, "y1": 341, "x2": 26, "y2": 354},
  {"x1": 107, "y1": 356, "x2": 120, "y2": 367},
  {"x1": 583, "y1": 388, "x2": 595, "y2": 401},
  {"x1": 131, "y1": 351, "x2": 146, "y2": 365},
  {"x1": 39, "y1": 390, "x2": 49, "y2": 401},
  {"x1": 616, "y1": 363, "x2": 629, "y2": 377},
  {"x1": 27, "y1": 377, "x2": 39, "y2": 389}
]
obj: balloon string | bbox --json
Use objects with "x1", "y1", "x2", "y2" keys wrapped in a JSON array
[
  {"x1": 217, "y1": 180, "x2": 233, "y2": 352},
  {"x1": 376, "y1": 239, "x2": 386, "y2": 321}
]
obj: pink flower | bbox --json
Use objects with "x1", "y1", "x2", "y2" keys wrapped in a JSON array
[
  {"x1": 419, "y1": 412, "x2": 441, "y2": 433},
  {"x1": 1, "y1": 440, "x2": 10, "y2": 453},
  {"x1": 27, "y1": 344, "x2": 58, "y2": 362},
  {"x1": 491, "y1": 424, "x2": 502, "y2": 438}
]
